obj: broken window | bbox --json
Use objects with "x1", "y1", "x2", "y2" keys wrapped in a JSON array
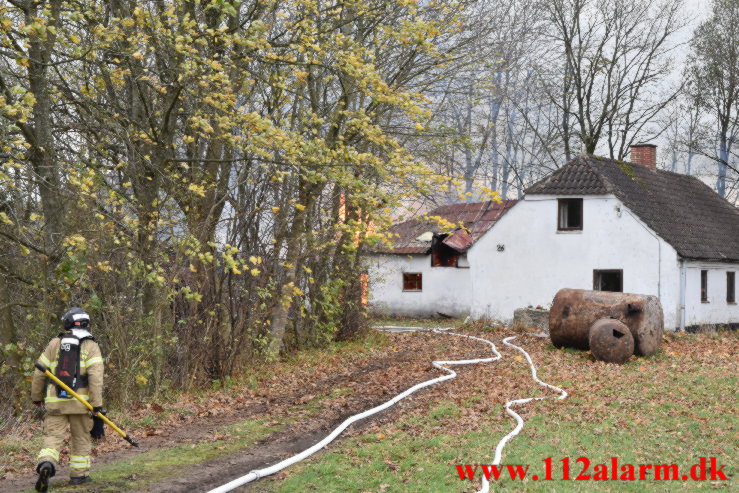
[
  {"x1": 727, "y1": 272, "x2": 735, "y2": 303},
  {"x1": 558, "y1": 198, "x2": 583, "y2": 231},
  {"x1": 593, "y1": 270, "x2": 623, "y2": 292},
  {"x1": 701, "y1": 270, "x2": 708, "y2": 302},
  {"x1": 431, "y1": 234, "x2": 459, "y2": 267},
  {"x1": 403, "y1": 273, "x2": 422, "y2": 291}
]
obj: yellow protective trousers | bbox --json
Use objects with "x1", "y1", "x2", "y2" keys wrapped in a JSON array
[{"x1": 36, "y1": 413, "x2": 93, "y2": 478}]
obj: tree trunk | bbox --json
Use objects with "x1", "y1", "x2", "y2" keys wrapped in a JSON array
[
  {"x1": 463, "y1": 98, "x2": 474, "y2": 194},
  {"x1": 334, "y1": 193, "x2": 367, "y2": 341},
  {"x1": 0, "y1": 273, "x2": 18, "y2": 368},
  {"x1": 268, "y1": 185, "x2": 313, "y2": 355},
  {"x1": 717, "y1": 130, "x2": 729, "y2": 198},
  {"x1": 27, "y1": 0, "x2": 65, "y2": 256}
]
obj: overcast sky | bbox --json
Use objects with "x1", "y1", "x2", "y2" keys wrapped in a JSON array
[
  {"x1": 682, "y1": 0, "x2": 711, "y2": 40},
  {"x1": 666, "y1": 0, "x2": 710, "y2": 81}
]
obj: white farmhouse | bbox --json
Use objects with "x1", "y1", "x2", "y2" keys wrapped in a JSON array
[{"x1": 369, "y1": 146, "x2": 739, "y2": 331}]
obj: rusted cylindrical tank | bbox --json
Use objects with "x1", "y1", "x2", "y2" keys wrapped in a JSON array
[
  {"x1": 589, "y1": 318, "x2": 634, "y2": 364},
  {"x1": 549, "y1": 288, "x2": 663, "y2": 356}
]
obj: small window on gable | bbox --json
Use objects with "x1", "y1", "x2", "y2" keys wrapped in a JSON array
[
  {"x1": 558, "y1": 198, "x2": 583, "y2": 231},
  {"x1": 727, "y1": 272, "x2": 735, "y2": 303},
  {"x1": 431, "y1": 234, "x2": 459, "y2": 267},
  {"x1": 403, "y1": 273, "x2": 422, "y2": 291},
  {"x1": 701, "y1": 270, "x2": 708, "y2": 302},
  {"x1": 594, "y1": 269, "x2": 623, "y2": 292}
]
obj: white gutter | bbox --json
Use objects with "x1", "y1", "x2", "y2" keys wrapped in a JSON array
[{"x1": 679, "y1": 259, "x2": 687, "y2": 331}]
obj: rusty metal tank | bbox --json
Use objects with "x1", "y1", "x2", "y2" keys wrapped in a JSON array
[
  {"x1": 589, "y1": 318, "x2": 634, "y2": 364},
  {"x1": 549, "y1": 288, "x2": 663, "y2": 356}
]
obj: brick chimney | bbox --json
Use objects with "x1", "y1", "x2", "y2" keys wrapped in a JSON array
[{"x1": 630, "y1": 144, "x2": 657, "y2": 170}]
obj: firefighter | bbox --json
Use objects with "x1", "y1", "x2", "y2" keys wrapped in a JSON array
[{"x1": 31, "y1": 307, "x2": 105, "y2": 492}]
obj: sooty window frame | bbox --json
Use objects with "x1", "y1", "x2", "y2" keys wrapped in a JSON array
[
  {"x1": 558, "y1": 198, "x2": 583, "y2": 231},
  {"x1": 701, "y1": 270, "x2": 708, "y2": 303},
  {"x1": 431, "y1": 234, "x2": 459, "y2": 267},
  {"x1": 402, "y1": 272, "x2": 422, "y2": 292},
  {"x1": 593, "y1": 269, "x2": 623, "y2": 292}
]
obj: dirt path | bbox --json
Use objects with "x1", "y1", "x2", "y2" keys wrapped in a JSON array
[
  {"x1": 1, "y1": 330, "x2": 493, "y2": 493},
  {"x1": 144, "y1": 392, "x2": 417, "y2": 493},
  {"x1": 150, "y1": 331, "x2": 494, "y2": 493},
  {"x1": 0, "y1": 400, "x2": 270, "y2": 493}
]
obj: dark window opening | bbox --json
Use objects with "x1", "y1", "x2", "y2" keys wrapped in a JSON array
[
  {"x1": 701, "y1": 270, "x2": 708, "y2": 302},
  {"x1": 431, "y1": 234, "x2": 459, "y2": 267},
  {"x1": 403, "y1": 273, "x2": 422, "y2": 291},
  {"x1": 593, "y1": 269, "x2": 623, "y2": 292},
  {"x1": 727, "y1": 272, "x2": 736, "y2": 303},
  {"x1": 558, "y1": 198, "x2": 583, "y2": 231}
]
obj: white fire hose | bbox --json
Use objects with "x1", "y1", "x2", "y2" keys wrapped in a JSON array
[
  {"x1": 207, "y1": 327, "x2": 565, "y2": 493},
  {"x1": 477, "y1": 336, "x2": 568, "y2": 493}
]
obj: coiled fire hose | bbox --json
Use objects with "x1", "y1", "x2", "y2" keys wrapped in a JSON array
[{"x1": 208, "y1": 327, "x2": 566, "y2": 493}]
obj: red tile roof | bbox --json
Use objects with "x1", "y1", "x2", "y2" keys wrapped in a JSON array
[
  {"x1": 376, "y1": 200, "x2": 518, "y2": 254},
  {"x1": 441, "y1": 229, "x2": 473, "y2": 253}
]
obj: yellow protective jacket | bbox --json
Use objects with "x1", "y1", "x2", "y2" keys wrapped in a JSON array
[{"x1": 31, "y1": 329, "x2": 104, "y2": 414}]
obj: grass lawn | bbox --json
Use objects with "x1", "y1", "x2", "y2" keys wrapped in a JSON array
[{"x1": 267, "y1": 328, "x2": 737, "y2": 492}]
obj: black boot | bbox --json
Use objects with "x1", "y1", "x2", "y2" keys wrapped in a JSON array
[
  {"x1": 70, "y1": 476, "x2": 92, "y2": 485},
  {"x1": 35, "y1": 461, "x2": 55, "y2": 492}
]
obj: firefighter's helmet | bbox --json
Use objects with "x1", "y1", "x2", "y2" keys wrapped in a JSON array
[{"x1": 62, "y1": 307, "x2": 90, "y2": 330}]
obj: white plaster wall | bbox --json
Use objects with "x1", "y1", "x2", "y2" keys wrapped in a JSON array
[
  {"x1": 367, "y1": 253, "x2": 471, "y2": 317},
  {"x1": 468, "y1": 195, "x2": 683, "y2": 328},
  {"x1": 684, "y1": 262, "x2": 739, "y2": 327}
]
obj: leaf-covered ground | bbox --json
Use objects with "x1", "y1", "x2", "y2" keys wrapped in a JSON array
[
  {"x1": 1, "y1": 322, "x2": 736, "y2": 492},
  {"x1": 267, "y1": 327, "x2": 737, "y2": 492}
]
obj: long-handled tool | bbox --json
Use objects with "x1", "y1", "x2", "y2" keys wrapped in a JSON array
[{"x1": 34, "y1": 362, "x2": 139, "y2": 447}]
